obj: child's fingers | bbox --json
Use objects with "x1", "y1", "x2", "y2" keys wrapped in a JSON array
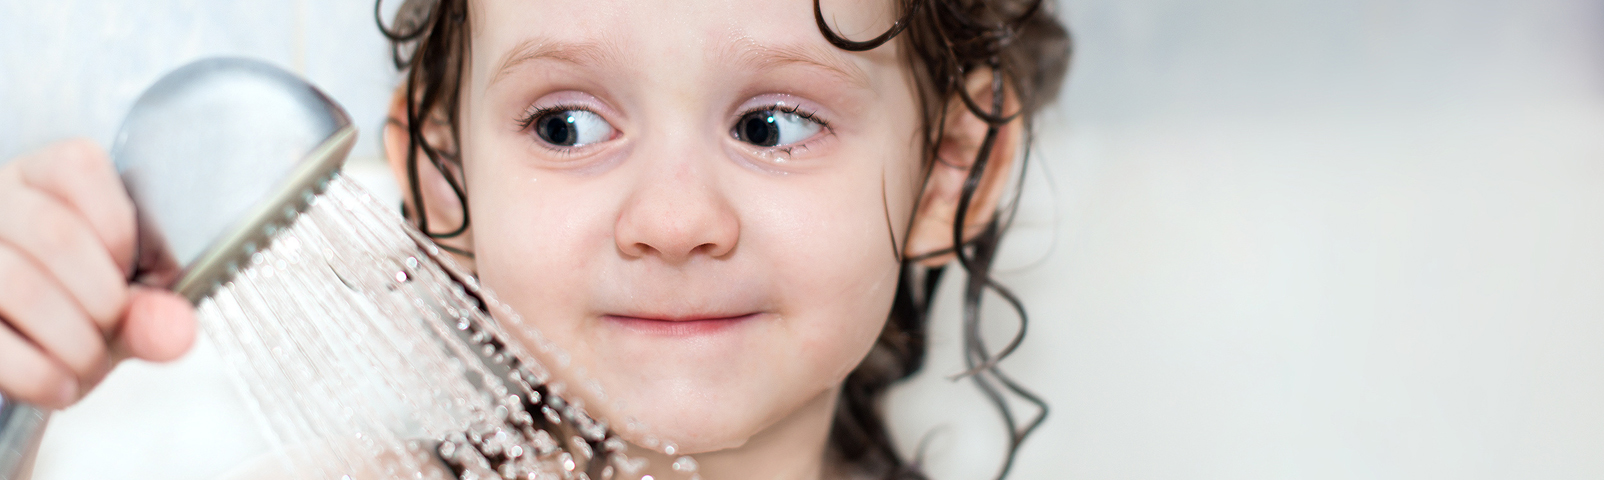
[
  {"x1": 0, "y1": 243, "x2": 108, "y2": 386},
  {"x1": 12, "y1": 139, "x2": 138, "y2": 275},
  {"x1": 0, "y1": 168, "x2": 130, "y2": 331},
  {"x1": 0, "y1": 322, "x2": 76, "y2": 409},
  {"x1": 114, "y1": 285, "x2": 196, "y2": 363},
  {"x1": 79, "y1": 287, "x2": 194, "y2": 395}
]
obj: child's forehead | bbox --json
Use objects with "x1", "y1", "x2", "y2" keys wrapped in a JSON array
[
  {"x1": 468, "y1": 0, "x2": 900, "y2": 73},
  {"x1": 470, "y1": 0, "x2": 895, "y2": 34},
  {"x1": 484, "y1": 34, "x2": 872, "y2": 91}
]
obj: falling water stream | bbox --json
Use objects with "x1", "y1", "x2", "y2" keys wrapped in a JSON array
[{"x1": 193, "y1": 175, "x2": 698, "y2": 480}]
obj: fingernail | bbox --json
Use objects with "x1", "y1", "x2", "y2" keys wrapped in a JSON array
[{"x1": 57, "y1": 379, "x2": 78, "y2": 407}]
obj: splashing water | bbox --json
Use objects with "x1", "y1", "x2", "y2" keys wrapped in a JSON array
[{"x1": 195, "y1": 175, "x2": 699, "y2": 480}]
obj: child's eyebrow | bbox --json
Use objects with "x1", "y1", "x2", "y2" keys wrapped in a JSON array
[
  {"x1": 728, "y1": 40, "x2": 872, "y2": 90},
  {"x1": 491, "y1": 38, "x2": 623, "y2": 86},
  {"x1": 490, "y1": 36, "x2": 871, "y2": 90}
]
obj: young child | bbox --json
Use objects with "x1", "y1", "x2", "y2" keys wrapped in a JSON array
[{"x1": 0, "y1": 0, "x2": 1069, "y2": 478}]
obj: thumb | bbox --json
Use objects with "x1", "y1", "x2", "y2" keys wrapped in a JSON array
[{"x1": 114, "y1": 285, "x2": 197, "y2": 362}]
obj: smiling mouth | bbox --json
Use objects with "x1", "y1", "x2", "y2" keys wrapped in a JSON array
[{"x1": 602, "y1": 313, "x2": 760, "y2": 335}]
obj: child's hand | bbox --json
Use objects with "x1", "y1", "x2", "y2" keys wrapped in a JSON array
[{"x1": 0, "y1": 139, "x2": 196, "y2": 409}]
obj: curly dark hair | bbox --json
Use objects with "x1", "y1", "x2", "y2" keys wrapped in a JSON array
[{"x1": 376, "y1": 0, "x2": 1072, "y2": 478}]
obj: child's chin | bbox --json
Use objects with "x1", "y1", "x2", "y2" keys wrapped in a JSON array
[
  {"x1": 652, "y1": 420, "x2": 761, "y2": 455},
  {"x1": 615, "y1": 379, "x2": 770, "y2": 445},
  {"x1": 599, "y1": 371, "x2": 835, "y2": 459}
]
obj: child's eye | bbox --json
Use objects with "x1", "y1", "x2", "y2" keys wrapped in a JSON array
[
  {"x1": 732, "y1": 109, "x2": 822, "y2": 148},
  {"x1": 529, "y1": 109, "x2": 613, "y2": 147}
]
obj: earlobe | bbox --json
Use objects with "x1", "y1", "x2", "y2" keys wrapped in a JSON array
[
  {"x1": 383, "y1": 86, "x2": 475, "y2": 265},
  {"x1": 903, "y1": 69, "x2": 1023, "y2": 267}
]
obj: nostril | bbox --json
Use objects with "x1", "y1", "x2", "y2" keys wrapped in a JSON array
[
  {"x1": 693, "y1": 239, "x2": 734, "y2": 259},
  {"x1": 624, "y1": 241, "x2": 658, "y2": 258},
  {"x1": 615, "y1": 232, "x2": 734, "y2": 262}
]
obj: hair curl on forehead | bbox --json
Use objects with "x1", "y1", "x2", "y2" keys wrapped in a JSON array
[{"x1": 377, "y1": 1, "x2": 1071, "y2": 478}]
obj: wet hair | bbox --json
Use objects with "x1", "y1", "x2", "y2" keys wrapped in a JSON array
[{"x1": 376, "y1": 1, "x2": 1071, "y2": 478}]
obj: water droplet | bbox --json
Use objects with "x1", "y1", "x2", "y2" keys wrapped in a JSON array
[
  {"x1": 532, "y1": 429, "x2": 558, "y2": 455},
  {"x1": 671, "y1": 456, "x2": 697, "y2": 472},
  {"x1": 511, "y1": 411, "x2": 534, "y2": 428},
  {"x1": 570, "y1": 435, "x2": 593, "y2": 459}
]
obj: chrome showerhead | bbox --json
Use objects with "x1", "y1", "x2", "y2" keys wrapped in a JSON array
[{"x1": 113, "y1": 57, "x2": 357, "y2": 302}]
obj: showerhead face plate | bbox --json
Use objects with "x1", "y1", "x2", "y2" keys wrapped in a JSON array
[{"x1": 112, "y1": 57, "x2": 356, "y2": 302}]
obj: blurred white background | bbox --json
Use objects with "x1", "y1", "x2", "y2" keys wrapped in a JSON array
[{"x1": 2, "y1": 0, "x2": 1603, "y2": 478}]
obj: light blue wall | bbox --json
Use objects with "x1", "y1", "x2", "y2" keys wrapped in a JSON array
[
  {"x1": 0, "y1": 0, "x2": 395, "y2": 162},
  {"x1": 1057, "y1": 0, "x2": 1604, "y2": 123}
]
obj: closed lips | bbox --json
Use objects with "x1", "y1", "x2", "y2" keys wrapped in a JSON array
[{"x1": 601, "y1": 313, "x2": 760, "y2": 335}]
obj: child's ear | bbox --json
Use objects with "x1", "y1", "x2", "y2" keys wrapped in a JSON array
[
  {"x1": 383, "y1": 86, "x2": 475, "y2": 263},
  {"x1": 904, "y1": 69, "x2": 1023, "y2": 267}
]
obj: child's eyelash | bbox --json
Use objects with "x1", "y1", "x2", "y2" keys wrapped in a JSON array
[
  {"x1": 515, "y1": 102, "x2": 829, "y2": 160},
  {"x1": 520, "y1": 104, "x2": 828, "y2": 129},
  {"x1": 774, "y1": 144, "x2": 810, "y2": 157},
  {"x1": 738, "y1": 104, "x2": 830, "y2": 128},
  {"x1": 515, "y1": 103, "x2": 590, "y2": 130}
]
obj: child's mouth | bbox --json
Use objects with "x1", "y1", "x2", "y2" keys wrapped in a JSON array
[{"x1": 601, "y1": 312, "x2": 761, "y2": 336}]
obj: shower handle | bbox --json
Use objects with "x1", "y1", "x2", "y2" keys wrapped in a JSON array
[{"x1": 0, "y1": 395, "x2": 47, "y2": 480}]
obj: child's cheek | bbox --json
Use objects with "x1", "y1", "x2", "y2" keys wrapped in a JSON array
[{"x1": 754, "y1": 167, "x2": 903, "y2": 366}]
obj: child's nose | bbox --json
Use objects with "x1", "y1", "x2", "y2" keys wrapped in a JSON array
[{"x1": 613, "y1": 156, "x2": 739, "y2": 263}]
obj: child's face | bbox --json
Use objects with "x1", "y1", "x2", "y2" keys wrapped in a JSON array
[{"x1": 458, "y1": 0, "x2": 921, "y2": 452}]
